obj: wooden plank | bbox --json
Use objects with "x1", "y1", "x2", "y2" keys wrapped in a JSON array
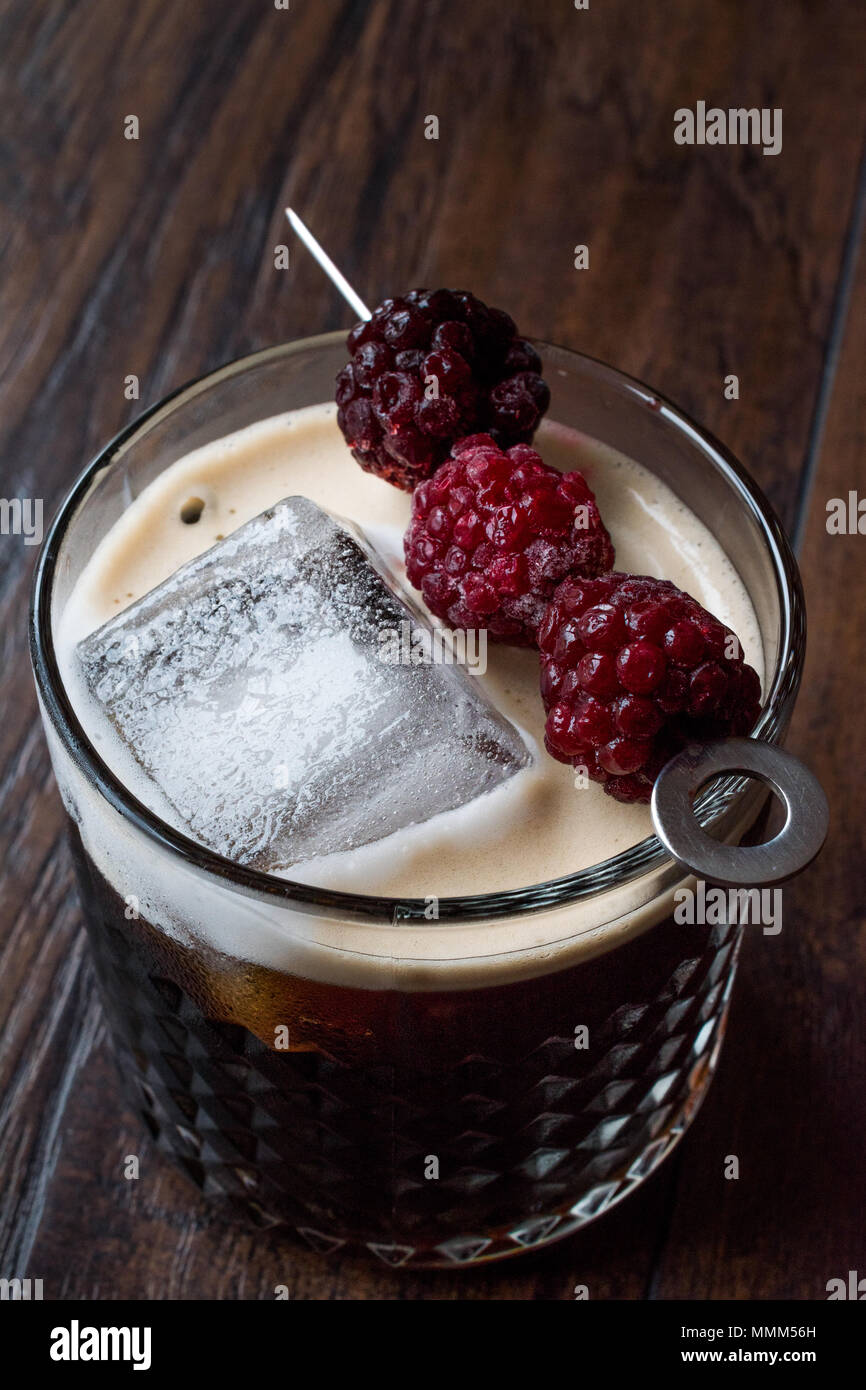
[
  {"x1": 1, "y1": 0, "x2": 864, "y2": 1298},
  {"x1": 650, "y1": 218, "x2": 866, "y2": 1300}
]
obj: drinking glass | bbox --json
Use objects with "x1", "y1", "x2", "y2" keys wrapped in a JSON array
[{"x1": 30, "y1": 337, "x2": 805, "y2": 1266}]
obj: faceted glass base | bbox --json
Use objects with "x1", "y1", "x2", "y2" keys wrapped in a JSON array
[{"x1": 87, "y1": 896, "x2": 741, "y2": 1267}]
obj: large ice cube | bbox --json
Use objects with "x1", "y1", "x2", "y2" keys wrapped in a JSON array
[{"x1": 77, "y1": 497, "x2": 530, "y2": 871}]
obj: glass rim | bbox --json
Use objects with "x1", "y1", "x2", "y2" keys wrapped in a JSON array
[{"x1": 29, "y1": 332, "x2": 805, "y2": 926}]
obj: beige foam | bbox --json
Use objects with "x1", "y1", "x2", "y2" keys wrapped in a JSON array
[{"x1": 51, "y1": 404, "x2": 765, "y2": 987}]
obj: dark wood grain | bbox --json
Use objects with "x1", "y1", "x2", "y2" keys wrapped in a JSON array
[
  {"x1": 650, "y1": 228, "x2": 866, "y2": 1302},
  {"x1": 1, "y1": 0, "x2": 864, "y2": 1299}
]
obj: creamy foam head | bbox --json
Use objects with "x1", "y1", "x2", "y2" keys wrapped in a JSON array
[{"x1": 52, "y1": 404, "x2": 765, "y2": 986}]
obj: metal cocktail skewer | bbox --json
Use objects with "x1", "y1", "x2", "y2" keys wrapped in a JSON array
[
  {"x1": 285, "y1": 208, "x2": 372, "y2": 322},
  {"x1": 286, "y1": 212, "x2": 828, "y2": 887}
]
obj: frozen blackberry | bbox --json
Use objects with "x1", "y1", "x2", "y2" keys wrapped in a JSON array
[
  {"x1": 538, "y1": 573, "x2": 763, "y2": 802},
  {"x1": 404, "y1": 435, "x2": 615, "y2": 646},
  {"x1": 336, "y1": 289, "x2": 550, "y2": 489}
]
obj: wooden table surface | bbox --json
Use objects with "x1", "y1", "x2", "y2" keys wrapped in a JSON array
[{"x1": 1, "y1": 0, "x2": 864, "y2": 1301}]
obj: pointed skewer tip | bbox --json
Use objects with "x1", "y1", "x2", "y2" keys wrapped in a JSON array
[{"x1": 284, "y1": 208, "x2": 372, "y2": 321}]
